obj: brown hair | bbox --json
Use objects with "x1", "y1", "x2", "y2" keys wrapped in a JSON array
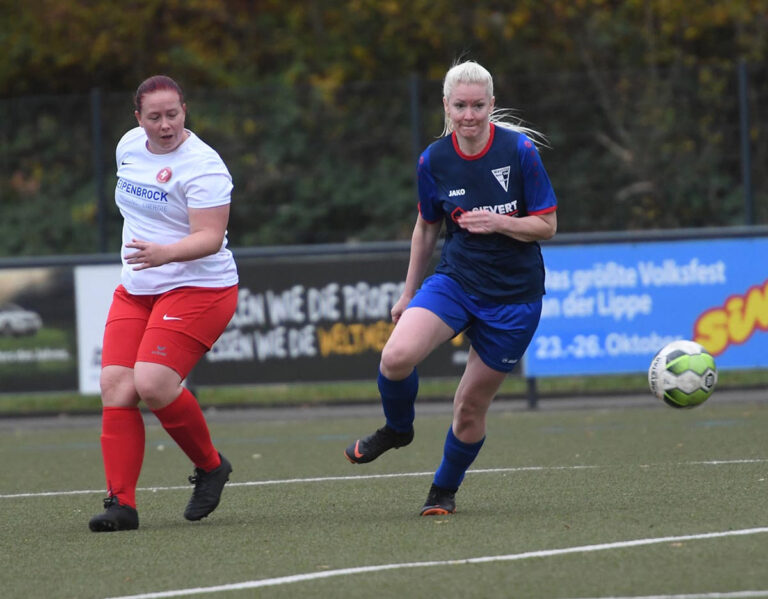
[{"x1": 134, "y1": 75, "x2": 185, "y2": 113}]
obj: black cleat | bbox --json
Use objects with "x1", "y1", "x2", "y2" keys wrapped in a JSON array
[
  {"x1": 344, "y1": 425, "x2": 414, "y2": 464},
  {"x1": 420, "y1": 483, "x2": 457, "y2": 516},
  {"x1": 184, "y1": 452, "x2": 232, "y2": 521},
  {"x1": 89, "y1": 496, "x2": 139, "y2": 532}
]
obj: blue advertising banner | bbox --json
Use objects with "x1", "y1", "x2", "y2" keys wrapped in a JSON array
[{"x1": 526, "y1": 237, "x2": 768, "y2": 377}]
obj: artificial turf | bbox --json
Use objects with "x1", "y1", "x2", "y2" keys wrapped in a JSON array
[{"x1": 2, "y1": 394, "x2": 767, "y2": 598}]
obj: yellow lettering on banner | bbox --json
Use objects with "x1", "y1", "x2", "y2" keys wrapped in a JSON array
[
  {"x1": 316, "y1": 321, "x2": 395, "y2": 357},
  {"x1": 694, "y1": 279, "x2": 768, "y2": 355}
]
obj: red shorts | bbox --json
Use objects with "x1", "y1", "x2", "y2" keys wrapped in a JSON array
[{"x1": 102, "y1": 284, "x2": 238, "y2": 379}]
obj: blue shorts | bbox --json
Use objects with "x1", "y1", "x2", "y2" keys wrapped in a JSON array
[{"x1": 408, "y1": 274, "x2": 542, "y2": 373}]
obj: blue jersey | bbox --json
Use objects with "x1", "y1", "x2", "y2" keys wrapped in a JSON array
[{"x1": 417, "y1": 124, "x2": 557, "y2": 303}]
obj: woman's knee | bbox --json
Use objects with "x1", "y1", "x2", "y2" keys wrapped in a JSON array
[
  {"x1": 380, "y1": 343, "x2": 417, "y2": 379},
  {"x1": 452, "y1": 390, "x2": 492, "y2": 435},
  {"x1": 132, "y1": 362, "x2": 182, "y2": 408},
  {"x1": 100, "y1": 366, "x2": 139, "y2": 408},
  {"x1": 454, "y1": 399, "x2": 484, "y2": 425}
]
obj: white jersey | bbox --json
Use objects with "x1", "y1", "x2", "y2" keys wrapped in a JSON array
[{"x1": 114, "y1": 127, "x2": 239, "y2": 294}]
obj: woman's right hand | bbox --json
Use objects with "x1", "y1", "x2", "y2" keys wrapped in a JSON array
[{"x1": 390, "y1": 294, "x2": 412, "y2": 324}]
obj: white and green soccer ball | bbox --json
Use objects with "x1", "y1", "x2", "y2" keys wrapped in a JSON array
[{"x1": 648, "y1": 340, "x2": 718, "y2": 409}]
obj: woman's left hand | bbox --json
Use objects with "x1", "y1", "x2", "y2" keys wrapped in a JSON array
[
  {"x1": 456, "y1": 210, "x2": 500, "y2": 234},
  {"x1": 124, "y1": 239, "x2": 172, "y2": 270}
]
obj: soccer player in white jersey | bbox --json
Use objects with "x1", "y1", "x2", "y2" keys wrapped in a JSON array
[
  {"x1": 89, "y1": 75, "x2": 239, "y2": 532},
  {"x1": 345, "y1": 61, "x2": 558, "y2": 515}
]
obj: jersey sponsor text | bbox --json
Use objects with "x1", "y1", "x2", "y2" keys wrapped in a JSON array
[
  {"x1": 471, "y1": 201, "x2": 518, "y2": 215},
  {"x1": 117, "y1": 178, "x2": 169, "y2": 203}
]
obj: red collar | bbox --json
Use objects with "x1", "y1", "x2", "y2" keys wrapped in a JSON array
[{"x1": 451, "y1": 123, "x2": 495, "y2": 160}]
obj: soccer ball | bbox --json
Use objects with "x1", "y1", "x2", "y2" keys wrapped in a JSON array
[{"x1": 648, "y1": 340, "x2": 718, "y2": 409}]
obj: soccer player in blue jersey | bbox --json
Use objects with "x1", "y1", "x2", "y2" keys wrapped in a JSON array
[{"x1": 344, "y1": 60, "x2": 557, "y2": 515}]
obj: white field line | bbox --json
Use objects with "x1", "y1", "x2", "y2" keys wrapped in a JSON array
[
  {"x1": 0, "y1": 466, "x2": 595, "y2": 498},
  {"x1": 562, "y1": 592, "x2": 768, "y2": 599},
  {"x1": 2, "y1": 459, "x2": 767, "y2": 500},
  {"x1": 103, "y1": 527, "x2": 768, "y2": 599}
]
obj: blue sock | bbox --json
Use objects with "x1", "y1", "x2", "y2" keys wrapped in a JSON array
[
  {"x1": 378, "y1": 368, "x2": 417, "y2": 433},
  {"x1": 434, "y1": 427, "x2": 485, "y2": 491}
]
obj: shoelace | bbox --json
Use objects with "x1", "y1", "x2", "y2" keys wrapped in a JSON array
[{"x1": 188, "y1": 467, "x2": 217, "y2": 500}]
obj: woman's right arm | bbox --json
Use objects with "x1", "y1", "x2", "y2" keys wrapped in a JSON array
[{"x1": 391, "y1": 215, "x2": 442, "y2": 323}]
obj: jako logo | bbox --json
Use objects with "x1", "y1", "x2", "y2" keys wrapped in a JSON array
[{"x1": 448, "y1": 189, "x2": 466, "y2": 197}]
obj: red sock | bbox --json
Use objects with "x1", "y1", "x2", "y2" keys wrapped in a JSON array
[
  {"x1": 152, "y1": 388, "x2": 221, "y2": 472},
  {"x1": 100, "y1": 407, "x2": 145, "y2": 509}
]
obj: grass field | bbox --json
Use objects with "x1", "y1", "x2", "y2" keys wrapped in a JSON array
[{"x1": 2, "y1": 391, "x2": 768, "y2": 598}]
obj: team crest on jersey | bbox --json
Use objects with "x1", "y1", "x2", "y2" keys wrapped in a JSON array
[
  {"x1": 491, "y1": 166, "x2": 510, "y2": 192},
  {"x1": 156, "y1": 167, "x2": 172, "y2": 183}
]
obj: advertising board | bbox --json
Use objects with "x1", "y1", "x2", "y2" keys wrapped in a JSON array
[
  {"x1": 192, "y1": 252, "x2": 470, "y2": 385},
  {"x1": 4, "y1": 233, "x2": 765, "y2": 394},
  {"x1": 527, "y1": 238, "x2": 768, "y2": 376},
  {"x1": 0, "y1": 267, "x2": 77, "y2": 392},
  {"x1": 74, "y1": 252, "x2": 471, "y2": 392}
]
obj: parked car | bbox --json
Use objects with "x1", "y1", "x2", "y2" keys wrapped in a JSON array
[{"x1": 0, "y1": 303, "x2": 43, "y2": 337}]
